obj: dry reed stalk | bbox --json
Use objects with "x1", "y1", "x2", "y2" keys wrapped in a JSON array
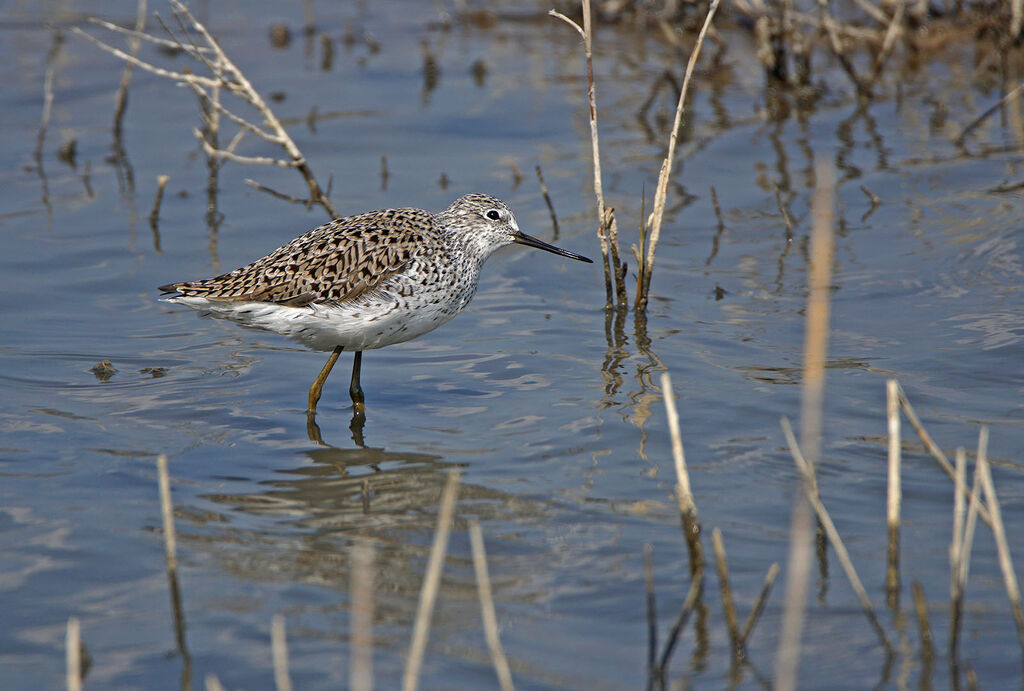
[
  {"x1": 66, "y1": 616, "x2": 81, "y2": 691},
  {"x1": 75, "y1": 0, "x2": 338, "y2": 218},
  {"x1": 350, "y1": 540, "x2": 375, "y2": 691},
  {"x1": 886, "y1": 379, "x2": 901, "y2": 606},
  {"x1": 402, "y1": 473, "x2": 460, "y2": 691},
  {"x1": 950, "y1": 446, "x2": 984, "y2": 656},
  {"x1": 897, "y1": 384, "x2": 993, "y2": 527},
  {"x1": 469, "y1": 520, "x2": 514, "y2": 691},
  {"x1": 711, "y1": 528, "x2": 742, "y2": 656},
  {"x1": 781, "y1": 419, "x2": 892, "y2": 651},
  {"x1": 660, "y1": 372, "x2": 704, "y2": 574},
  {"x1": 775, "y1": 156, "x2": 836, "y2": 690},
  {"x1": 740, "y1": 562, "x2": 780, "y2": 646},
  {"x1": 205, "y1": 674, "x2": 226, "y2": 691},
  {"x1": 548, "y1": 0, "x2": 626, "y2": 307},
  {"x1": 636, "y1": 0, "x2": 720, "y2": 313},
  {"x1": 271, "y1": 614, "x2": 293, "y2": 691},
  {"x1": 157, "y1": 455, "x2": 178, "y2": 575},
  {"x1": 535, "y1": 164, "x2": 560, "y2": 238},
  {"x1": 974, "y1": 430, "x2": 1024, "y2": 652}
]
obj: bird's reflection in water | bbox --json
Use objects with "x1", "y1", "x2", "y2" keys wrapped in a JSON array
[
  {"x1": 306, "y1": 406, "x2": 366, "y2": 447},
  {"x1": 197, "y1": 443, "x2": 545, "y2": 603}
]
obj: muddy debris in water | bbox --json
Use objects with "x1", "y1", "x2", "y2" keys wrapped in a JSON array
[{"x1": 90, "y1": 360, "x2": 117, "y2": 381}]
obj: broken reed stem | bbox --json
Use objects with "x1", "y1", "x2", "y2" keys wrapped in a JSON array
[
  {"x1": 66, "y1": 616, "x2": 81, "y2": 691},
  {"x1": 775, "y1": 156, "x2": 835, "y2": 690},
  {"x1": 150, "y1": 174, "x2": 169, "y2": 224},
  {"x1": 350, "y1": 540, "x2": 375, "y2": 691},
  {"x1": 660, "y1": 371, "x2": 704, "y2": 574},
  {"x1": 896, "y1": 383, "x2": 993, "y2": 527},
  {"x1": 740, "y1": 562, "x2": 780, "y2": 646},
  {"x1": 950, "y1": 445, "x2": 984, "y2": 656},
  {"x1": 548, "y1": 0, "x2": 624, "y2": 308},
  {"x1": 469, "y1": 521, "x2": 515, "y2": 691},
  {"x1": 781, "y1": 419, "x2": 893, "y2": 652},
  {"x1": 974, "y1": 429, "x2": 1024, "y2": 652},
  {"x1": 711, "y1": 528, "x2": 742, "y2": 656},
  {"x1": 535, "y1": 164, "x2": 560, "y2": 238},
  {"x1": 271, "y1": 615, "x2": 293, "y2": 691},
  {"x1": 402, "y1": 473, "x2": 460, "y2": 691},
  {"x1": 886, "y1": 378, "x2": 901, "y2": 606},
  {"x1": 205, "y1": 675, "x2": 227, "y2": 691},
  {"x1": 157, "y1": 455, "x2": 177, "y2": 575},
  {"x1": 636, "y1": 0, "x2": 720, "y2": 313},
  {"x1": 112, "y1": 0, "x2": 147, "y2": 136},
  {"x1": 644, "y1": 543, "x2": 658, "y2": 682}
]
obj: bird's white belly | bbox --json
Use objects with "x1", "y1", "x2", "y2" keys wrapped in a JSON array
[{"x1": 167, "y1": 283, "x2": 473, "y2": 351}]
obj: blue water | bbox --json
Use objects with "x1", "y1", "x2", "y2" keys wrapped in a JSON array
[{"x1": 2, "y1": 1, "x2": 1024, "y2": 689}]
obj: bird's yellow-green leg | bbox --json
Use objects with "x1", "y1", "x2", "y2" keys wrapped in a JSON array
[
  {"x1": 308, "y1": 345, "x2": 344, "y2": 412},
  {"x1": 349, "y1": 350, "x2": 365, "y2": 414}
]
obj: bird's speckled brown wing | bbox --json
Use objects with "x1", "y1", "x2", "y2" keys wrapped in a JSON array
[{"x1": 159, "y1": 207, "x2": 439, "y2": 306}]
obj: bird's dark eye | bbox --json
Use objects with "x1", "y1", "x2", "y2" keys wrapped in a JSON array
[{"x1": 486, "y1": 209, "x2": 501, "y2": 221}]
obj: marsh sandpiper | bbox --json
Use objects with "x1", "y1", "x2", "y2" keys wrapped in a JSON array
[{"x1": 159, "y1": 193, "x2": 592, "y2": 414}]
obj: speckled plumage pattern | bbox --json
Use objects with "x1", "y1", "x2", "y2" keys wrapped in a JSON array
[{"x1": 160, "y1": 194, "x2": 592, "y2": 352}]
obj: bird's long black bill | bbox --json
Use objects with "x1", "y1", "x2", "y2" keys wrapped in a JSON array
[{"x1": 513, "y1": 231, "x2": 593, "y2": 263}]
